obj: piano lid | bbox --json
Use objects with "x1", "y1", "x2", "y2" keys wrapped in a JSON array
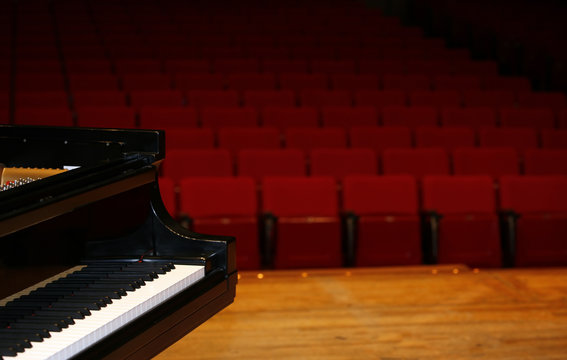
[{"x1": 0, "y1": 125, "x2": 165, "y2": 238}]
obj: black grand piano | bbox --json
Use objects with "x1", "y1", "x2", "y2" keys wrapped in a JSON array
[{"x1": 0, "y1": 125, "x2": 237, "y2": 359}]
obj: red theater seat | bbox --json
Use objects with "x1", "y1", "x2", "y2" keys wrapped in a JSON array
[
  {"x1": 349, "y1": 126, "x2": 412, "y2": 153},
  {"x1": 462, "y1": 90, "x2": 516, "y2": 108},
  {"x1": 452, "y1": 147, "x2": 519, "y2": 177},
  {"x1": 186, "y1": 90, "x2": 239, "y2": 108},
  {"x1": 164, "y1": 59, "x2": 211, "y2": 74},
  {"x1": 321, "y1": 106, "x2": 378, "y2": 127},
  {"x1": 243, "y1": 90, "x2": 296, "y2": 108},
  {"x1": 499, "y1": 175, "x2": 567, "y2": 266},
  {"x1": 382, "y1": 74, "x2": 431, "y2": 91},
  {"x1": 114, "y1": 59, "x2": 163, "y2": 74},
  {"x1": 69, "y1": 74, "x2": 120, "y2": 91},
  {"x1": 278, "y1": 73, "x2": 329, "y2": 92},
  {"x1": 409, "y1": 90, "x2": 461, "y2": 108},
  {"x1": 524, "y1": 149, "x2": 567, "y2": 175},
  {"x1": 441, "y1": 107, "x2": 497, "y2": 128},
  {"x1": 310, "y1": 148, "x2": 377, "y2": 180},
  {"x1": 129, "y1": 90, "x2": 185, "y2": 109},
  {"x1": 174, "y1": 73, "x2": 225, "y2": 91},
  {"x1": 262, "y1": 176, "x2": 342, "y2": 268},
  {"x1": 16, "y1": 91, "x2": 69, "y2": 108},
  {"x1": 262, "y1": 107, "x2": 319, "y2": 129},
  {"x1": 310, "y1": 59, "x2": 356, "y2": 74},
  {"x1": 433, "y1": 75, "x2": 482, "y2": 91},
  {"x1": 285, "y1": 127, "x2": 347, "y2": 153},
  {"x1": 499, "y1": 107, "x2": 555, "y2": 129},
  {"x1": 541, "y1": 129, "x2": 567, "y2": 149},
  {"x1": 516, "y1": 92, "x2": 566, "y2": 113},
  {"x1": 478, "y1": 127, "x2": 538, "y2": 153},
  {"x1": 382, "y1": 106, "x2": 439, "y2": 127},
  {"x1": 452, "y1": 60, "x2": 499, "y2": 76},
  {"x1": 405, "y1": 60, "x2": 451, "y2": 75},
  {"x1": 121, "y1": 74, "x2": 172, "y2": 91},
  {"x1": 16, "y1": 73, "x2": 65, "y2": 92},
  {"x1": 218, "y1": 127, "x2": 281, "y2": 156},
  {"x1": 423, "y1": 175, "x2": 501, "y2": 267},
  {"x1": 382, "y1": 148, "x2": 449, "y2": 177},
  {"x1": 227, "y1": 73, "x2": 277, "y2": 92},
  {"x1": 482, "y1": 76, "x2": 531, "y2": 91},
  {"x1": 342, "y1": 175, "x2": 421, "y2": 266},
  {"x1": 179, "y1": 176, "x2": 260, "y2": 269},
  {"x1": 414, "y1": 126, "x2": 476, "y2": 150},
  {"x1": 76, "y1": 106, "x2": 136, "y2": 128},
  {"x1": 262, "y1": 59, "x2": 309, "y2": 73},
  {"x1": 162, "y1": 149, "x2": 233, "y2": 182},
  {"x1": 353, "y1": 90, "x2": 407, "y2": 109},
  {"x1": 164, "y1": 128, "x2": 215, "y2": 150},
  {"x1": 66, "y1": 59, "x2": 113, "y2": 73},
  {"x1": 237, "y1": 149, "x2": 306, "y2": 180},
  {"x1": 139, "y1": 107, "x2": 199, "y2": 128},
  {"x1": 14, "y1": 108, "x2": 74, "y2": 126},
  {"x1": 200, "y1": 107, "x2": 259, "y2": 128},
  {"x1": 73, "y1": 90, "x2": 127, "y2": 108},
  {"x1": 213, "y1": 58, "x2": 260, "y2": 73},
  {"x1": 358, "y1": 60, "x2": 405, "y2": 75},
  {"x1": 300, "y1": 90, "x2": 352, "y2": 107},
  {"x1": 331, "y1": 74, "x2": 380, "y2": 91}
]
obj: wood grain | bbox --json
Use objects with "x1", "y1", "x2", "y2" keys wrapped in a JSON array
[{"x1": 155, "y1": 265, "x2": 567, "y2": 360}]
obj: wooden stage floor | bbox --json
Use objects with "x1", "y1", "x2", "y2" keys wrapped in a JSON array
[{"x1": 156, "y1": 265, "x2": 567, "y2": 360}]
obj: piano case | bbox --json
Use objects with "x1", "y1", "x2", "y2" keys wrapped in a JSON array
[{"x1": 0, "y1": 125, "x2": 237, "y2": 359}]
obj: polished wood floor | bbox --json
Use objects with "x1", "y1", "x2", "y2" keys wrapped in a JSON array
[{"x1": 156, "y1": 265, "x2": 567, "y2": 360}]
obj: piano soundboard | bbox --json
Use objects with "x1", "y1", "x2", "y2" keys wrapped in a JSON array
[{"x1": 0, "y1": 125, "x2": 237, "y2": 360}]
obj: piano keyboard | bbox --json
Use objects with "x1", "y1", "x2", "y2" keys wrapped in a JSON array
[{"x1": 0, "y1": 262, "x2": 204, "y2": 360}]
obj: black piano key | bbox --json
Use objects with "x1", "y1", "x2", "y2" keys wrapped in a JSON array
[
  {"x1": 105, "y1": 276, "x2": 145, "y2": 287},
  {"x1": 9, "y1": 321, "x2": 64, "y2": 332},
  {"x1": 88, "y1": 281, "x2": 134, "y2": 292},
  {"x1": 45, "y1": 305, "x2": 91, "y2": 317},
  {"x1": 50, "y1": 298, "x2": 103, "y2": 310},
  {"x1": 7, "y1": 300, "x2": 54, "y2": 308},
  {"x1": 0, "y1": 332, "x2": 37, "y2": 347},
  {"x1": 0, "y1": 338, "x2": 32, "y2": 349},
  {"x1": 73, "y1": 289, "x2": 123, "y2": 299},
  {"x1": 0, "y1": 328, "x2": 49, "y2": 341},
  {"x1": 120, "y1": 268, "x2": 159, "y2": 278},
  {"x1": 68, "y1": 271, "x2": 155, "y2": 282},
  {"x1": 61, "y1": 294, "x2": 113, "y2": 305},
  {"x1": 12, "y1": 294, "x2": 60, "y2": 302},
  {"x1": 0, "y1": 345, "x2": 19, "y2": 357},
  {"x1": 17, "y1": 317, "x2": 69, "y2": 329},
  {"x1": 33, "y1": 309, "x2": 85, "y2": 320},
  {"x1": 24, "y1": 313, "x2": 75, "y2": 326}
]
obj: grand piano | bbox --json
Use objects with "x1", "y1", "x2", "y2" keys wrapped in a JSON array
[{"x1": 0, "y1": 125, "x2": 237, "y2": 359}]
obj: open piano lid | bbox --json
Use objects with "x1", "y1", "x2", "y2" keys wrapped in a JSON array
[{"x1": 0, "y1": 125, "x2": 237, "y2": 360}]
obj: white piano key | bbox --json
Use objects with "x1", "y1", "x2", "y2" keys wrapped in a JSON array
[{"x1": 7, "y1": 264, "x2": 204, "y2": 360}]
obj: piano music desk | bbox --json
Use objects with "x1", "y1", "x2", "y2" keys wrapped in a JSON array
[{"x1": 156, "y1": 265, "x2": 567, "y2": 360}]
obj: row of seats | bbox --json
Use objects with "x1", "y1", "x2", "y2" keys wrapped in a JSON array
[
  {"x1": 14, "y1": 106, "x2": 567, "y2": 140},
  {"x1": 160, "y1": 147, "x2": 567, "y2": 183},
  {"x1": 9, "y1": 59, "x2": 501, "y2": 75},
  {"x1": 157, "y1": 174, "x2": 567, "y2": 269},
  {"x1": 162, "y1": 126, "x2": 567, "y2": 151},
  {"x1": 9, "y1": 104, "x2": 567, "y2": 130},
  {"x1": 5, "y1": 73, "x2": 541, "y2": 93},
  {"x1": 8, "y1": 88, "x2": 566, "y2": 111}
]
